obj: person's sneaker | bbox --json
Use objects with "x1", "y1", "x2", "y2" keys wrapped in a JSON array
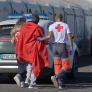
[
  {"x1": 14, "y1": 74, "x2": 21, "y2": 87},
  {"x1": 20, "y1": 82, "x2": 24, "y2": 88},
  {"x1": 58, "y1": 85, "x2": 63, "y2": 89},
  {"x1": 28, "y1": 85, "x2": 33, "y2": 89},
  {"x1": 25, "y1": 79, "x2": 30, "y2": 86},
  {"x1": 51, "y1": 76, "x2": 58, "y2": 88},
  {"x1": 24, "y1": 82, "x2": 29, "y2": 87},
  {"x1": 28, "y1": 84, "x2": 38, "y2": 89},
  {"x1": 58, "y1": 79, "x2": 64, "y2": 89}
]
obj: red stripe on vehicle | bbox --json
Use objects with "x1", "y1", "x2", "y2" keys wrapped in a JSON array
[{"x1": 0, "y1": 38, "x2": 11, "y2": 42}]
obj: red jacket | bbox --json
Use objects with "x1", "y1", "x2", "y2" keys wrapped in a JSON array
[{"x1": 16, "y1": 22, "x2": 49, "y2": 77}]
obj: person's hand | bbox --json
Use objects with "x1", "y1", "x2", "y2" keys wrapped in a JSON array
[
  {"x1": 11, "y1": 37, "x2": 15, "y2": 44},
  {"x1": 36, "y1": 36, "x2": 42, "y2": 41},
  {"x1": 70, "y1": 47, "x2": 74, "y2": 55}
]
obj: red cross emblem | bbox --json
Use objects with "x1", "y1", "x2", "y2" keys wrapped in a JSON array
[{"x1": 55, "y1": 24, "x2": 63, "y2": 32}]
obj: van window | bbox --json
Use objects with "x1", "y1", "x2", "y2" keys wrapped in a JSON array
[{"x1": 0, "y1": 25, "x2": 14, "y2": 36}]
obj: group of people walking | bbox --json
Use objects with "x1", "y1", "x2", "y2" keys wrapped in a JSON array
[{"x1": 10, "y1": 13, "x2": 73, "y2": 89}]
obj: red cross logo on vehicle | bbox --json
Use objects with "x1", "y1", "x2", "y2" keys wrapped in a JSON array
[{"x1": 55, "y1": 24, "x2": 63, "y2": 32}]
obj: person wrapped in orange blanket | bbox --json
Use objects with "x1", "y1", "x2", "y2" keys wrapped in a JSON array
[
  {"x1": 11, "y1": 18, "x2": 27, "y2": 87},
  {"x1": 17, "y1": 14, "x2": 49, "y2": 88}
]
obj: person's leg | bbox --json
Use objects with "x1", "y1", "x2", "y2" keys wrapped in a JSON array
[
  {"x1": 19, "y1": 62, "x2": 27, "y2": 81},
  {"x1": 25, "y1": 63, "x2": 32, "y2": 85},
  {"x1": 57, "y1": 58, "x2": 70, "y2": 89},
  {"x1": 54, "y1": 58, "x2": 62, "y2": 76},
  {"x1": 14, "y1": 60, "x2": 27, "y2": 87},
  {"x1": 28, "y1": 71, "x2": 37, "y2": 88},
  {"x1": 19, "y1": 61, "x2": 27, "y2": 87},
  {"x1": 51, "y1": 43, "x2": 62, "y2": 88},
  {"x1": 51, "y1": 75, "x2": 58, "y2": 88},
  {"x1": 25, "y1": 64, "x2": 37, "y2": 88},
  {"x1": 14, "y1": 73, "x2": 21, "y2": 87},
  {"x1": 14, "y1": 60, "x2": 22, "y2": 87},
  {"x1": 56, "y1": 43, "x2": 70, "y2": 89},
  {"x1": 51, "y1": 57, "x2": 61, "y2": 88}
]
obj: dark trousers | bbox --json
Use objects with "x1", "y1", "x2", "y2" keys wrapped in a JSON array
[{"x1": 17, "y1": 60, "x2": 27, "y2": 81}]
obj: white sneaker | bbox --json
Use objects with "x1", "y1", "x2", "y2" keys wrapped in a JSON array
[
  {"x1": 25, "y1": 79, "x2": 30, "y2": 85},
  {"x1": 25, "y1": 79, "x2": 30, "y2": 87},
  {"x1": 58, "y1": 79, "x2": 64, "y2": 89},
  {"x1": 51, "y1": 76, "x2": 58, "y2": 88},
  {"x1": 28, "y1": 84, "x2": 38, "y2": 89},
  {"x1": 14, "y1": 74, "x2": 21, "y2": 87},
  {"x1": 28, "y1": 85, "x2": 33, "y2": 89},
  {"x1": 58, "y1": 85, "x2": 63, "y2": 89},
  {"x1": 20, "y1": 82, "x2": 24, "y2": 88}
]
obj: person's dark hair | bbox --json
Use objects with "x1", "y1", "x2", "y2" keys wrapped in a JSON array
[
  {"x1": 32, "y1": 14, "x2": 39, "y2": 24},
  {"x1": 16, "y1": 18, "x2": 26, "y2": 26},
  {"x1": 55, "y1": 13, "x2": 63, "y2": 21}
]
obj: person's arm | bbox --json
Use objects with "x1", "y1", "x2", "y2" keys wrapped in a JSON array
[
  {"x1": 66, "y1": 24, "x2": 74, "y2": 55},
  {"x1": 65, "y1": 24, "x2": 73, "y2": 48},
  {"x1": 36, "y1": 24, "x2": 53, "y2": 41},
  {"x1": 11, "y1": 36, "x2": 15, "y2": 44},
  {"x1": 41, "y1": 24, "x2": 53, "y2": 41},
  {"x1": 67, "y1": 33, "x2": 73, "y2": 48},
  {"x1": 40, "y1": 31, "x2": 52, "y2": 41}
]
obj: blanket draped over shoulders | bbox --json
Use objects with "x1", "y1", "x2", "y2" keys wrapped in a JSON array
[{"x1": 16, "y1": 22, "x2": 49, "y2": 77}]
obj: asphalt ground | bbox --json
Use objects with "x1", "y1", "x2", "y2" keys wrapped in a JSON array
[{"x1": 0, "y1": 55, "x2": 92, "y2": 92}]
